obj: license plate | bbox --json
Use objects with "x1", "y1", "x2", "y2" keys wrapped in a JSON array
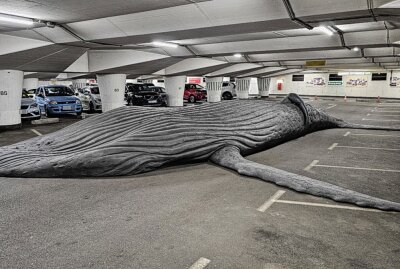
[
  {"x1": 148, "y1": 100, "x2": 157, "y2": 104},
  {"x1": 63, "y1": 105, "x2": 72, "y2": 110}
]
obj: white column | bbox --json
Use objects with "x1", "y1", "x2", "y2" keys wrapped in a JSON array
[
  {"x1": 23, "y1": 78, "x2": 39, "y2": 91},
  {"x1": 164, "y1": 76, "x2": 186, "y2": 107},
  {"x1": 0, "y1": 70, "x2": 24, "y2": 127},
  {"x1": 72, "y1": 79, "x2": 87, "y2": 89},
  {"x1": 236, "y1": 78, "x2": 251, "y2": 99},
  {"x1": 257, "y1": 77, "x2": 271, "y2": 97},
  {"x1": 205, "y1": 77, "x2": 223, "y2": 103},
  {"x1": 96, "y1": 74, "x2": 126, "y2": 112}
]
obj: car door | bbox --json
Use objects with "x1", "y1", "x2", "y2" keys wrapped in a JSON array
[{"x1": 35, "y1": 87, "x2": 46, "y2": 112}]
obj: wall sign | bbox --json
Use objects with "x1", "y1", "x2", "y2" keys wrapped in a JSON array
[
  {"x1": 345, "y1": 76, "x2": 368, "y2": 87},
  {"x1": 328, "y1": 81, "x2": 343, "y2": 86},
  {"x1": 306, "y1": 76, "x2": 326, "y2": 87},
  {"x1": 390, "y1": 76, "x2": 400, "y2": 87}
]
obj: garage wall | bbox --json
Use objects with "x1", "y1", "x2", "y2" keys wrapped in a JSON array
[{"x1": 269, "y1": 71, "x2": 400, "y2": 99}]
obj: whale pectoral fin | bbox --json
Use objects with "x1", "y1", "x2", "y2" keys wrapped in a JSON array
[
  {"x1": 210, "y1": 146, "x2": 400, "y2": 212},
  {"x1": 281, "y1": 93, "x2": 309, "y2": 125}
]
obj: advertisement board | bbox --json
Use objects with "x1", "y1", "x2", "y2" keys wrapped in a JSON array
[
  {"x1": 305, "y1": 75, "x2": 326, "y2": 87},
  {"x1": 345, "y1": 76, "x2": 368, "y2": 87}
]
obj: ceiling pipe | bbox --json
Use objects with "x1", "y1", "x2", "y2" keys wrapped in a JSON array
[{"x1": 281, "y1": 0, "x2": 313, "y2": 30}]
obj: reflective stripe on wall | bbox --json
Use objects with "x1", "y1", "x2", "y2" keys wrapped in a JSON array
[{"x1": 257, "y1": 77, "x2": 271, "y2": 97}]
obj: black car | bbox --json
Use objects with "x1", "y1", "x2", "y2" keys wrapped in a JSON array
[{"x1": 125, "y1": 83, "x2": 167, "y2": 107}]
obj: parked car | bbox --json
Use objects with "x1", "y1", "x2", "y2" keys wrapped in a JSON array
[
  {"x1": 221, "y1": 82, "x2": 236, "y2": 100},
  {"x1": 125, "y1": 83, "x2": 167, "y2": 106},
  {"x1": 184, "y1": 83, "x2": 207, "y2": 103},
  {"x1": 21, "y1": 90, "x2": 41, "y2": 120},
  {"x1": 78, "y1": 85, "x2": 102, "y2": 112},
  {"x1": 35, "y1": 85, "x2": 82, "y2": 117},
  {"x1": 25, "y1": 89, "x2": 36, "y2": 99}
]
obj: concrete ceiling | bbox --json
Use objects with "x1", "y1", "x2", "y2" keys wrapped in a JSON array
[{"x1": 0, "y1": 0, "x2": 399, "y2": 79}]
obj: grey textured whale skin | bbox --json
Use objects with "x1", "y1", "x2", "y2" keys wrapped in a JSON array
[{"x1": 0, "y1": 94, "x2": 399, "y2": 211}]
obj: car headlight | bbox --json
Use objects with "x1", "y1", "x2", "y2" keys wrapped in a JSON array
[
  {"x1": 49, "y1": 100, "x2": 57, "y2": 105},
  {"x1": 76, "y1": 99, "x2": 81, "y2": 104},
  {"x1": 134, "y1": 95, "x2": 143, "y2": 98}
]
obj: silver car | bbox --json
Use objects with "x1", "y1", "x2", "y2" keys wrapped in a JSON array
[
  {"x1": 78, "y1": 86, "x2": 102, "y2": 112},
  {"x1": 21, "y1": 90, "x2": 41, "y2": 120}
]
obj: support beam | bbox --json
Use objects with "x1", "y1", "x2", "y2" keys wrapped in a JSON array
[
  {"x1": 0, "y1": 70, "x2": 24, "y2": 128},
  {"x1": 23, "y1": 78, "x2": 39, "y2": 91},
  {"x1": 257, "y1": 78, "x2": 271, "y2": 97},
  {"x1": 164, "y1": 76, "x2": 186, "y2": 107},
  {"x1": 205, "y1": 77, "x2": 223, "y2": 103},
  {"x1": 96, "y1": 74, "x2": 126, "y2": 112},
  {"x1": 72, "y1": 79, "x2": 87, "y2": 90},
  {"x1": 236, "y1": 78, "x2": 251, "y2": 99}
]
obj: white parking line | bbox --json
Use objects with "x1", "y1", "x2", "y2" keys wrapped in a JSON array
[
  {"x1": 314, "y1": 164, "x2": 400, "y2": 173},
  {"x1": 373, "y1": 110, "x2": 400, "y2": 113},
  {"x1": 328, "y1": 143, "x2": 338, "y2": 150},
  {"x1": 334, "y1": 145, "x2": 400, "y2": 151},
  {"x1": 30, "y1": 129, "x2": 42, "y2": 136},
  {"x1": 372, "y1": 111, "x2": 400, "y2": 114},
  {"x1": 362, "y1": 118, "x2": 400, "y2": 122},
  {"x1": 367, "y1": 113, "x2": 400, "y2": 117},
  {"x1": 189, "y1": 257, "x2": 211, "y2": 269},
  {"x1": 351, "y1": 133, "x2": 400, "y2": 138},
  {"x1": 275, "y1": 200, "x2": 382, "y2": 212},
  {"x1": 343, "y1": 131, "x2": 351, "y2": 137},
  {"x1": 257, "y1": 190, "x2": 286, "y2": 212},
  {"x1": 326, "y1": 104, "x2": 337, "y2": 110},
  {"x1": 304, "y1": 160, "x2": 319, "y2": 171}
]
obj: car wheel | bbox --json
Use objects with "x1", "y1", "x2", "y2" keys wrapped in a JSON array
[
  {"x1": 222, "y1": 92, "x2": 233, "y2": 100},
  {"x1": 189, "y1": 95, "x2": 196, "y2": 103},
  {"x1": 89, "y1": 102, "x2": 95, "y2": 113},
  {"x1": 45, "y1": 106, "x2": 52, "y2": 117}
]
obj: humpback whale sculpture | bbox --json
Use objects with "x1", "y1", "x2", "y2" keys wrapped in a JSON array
[{"x1": 0, "y1": 93, "x2": 399, "y2": 211}]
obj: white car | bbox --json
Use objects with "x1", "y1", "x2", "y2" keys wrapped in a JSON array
[
  {"x1": 78, "y1": 86, "x2": 102, "y2": 112},
  {"x1": 221, "y1": 82, "x2": 236, "y2": 100}
]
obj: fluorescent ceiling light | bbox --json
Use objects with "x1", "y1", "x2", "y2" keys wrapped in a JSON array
[
  {"x1": 317, "y1": 26, "x2": 334, "y2": 36},
  {"x1": 0, "y1": 14, "x2": 34, "y2": 25},
  {"x1": 352, "y1": 47, "x2": 360, "y2": 51},
  {"x1": 151, "y1": 41, "x2": 179, "y2": 48},
  {"x1": 234, "y1": 53, "x2": 242, "y2": 58}
]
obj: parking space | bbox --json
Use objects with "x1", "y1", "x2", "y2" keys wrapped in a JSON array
[{"x1": 0, "y1": 99, "x2": 399, "y2": 269}]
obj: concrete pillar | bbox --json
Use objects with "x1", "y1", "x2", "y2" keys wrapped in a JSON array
[
  {"x1": 164, "y1": 76, "x2": 185, "y2": 107},
  {"x1": 205, "y1": 77, "x2": 223, "y2": 103},
  {"x1": 96, "y1": 74, "x2": 126, "y2": 112},
  {"x1": 23, "y1": 78, "x2": 39, "y2": 91},
  {"x1": 257, "y1": 77, "x2": 271, "y2": 97},
  {"x1": 72, "y1": 79, "x2": 87, "y2": 90},
  {"x1": 236, "y1": 78, "x2": 251, "y2": 99},
  {"x1": 0, "y1": 70, "x2": 24, "y2": 128}
]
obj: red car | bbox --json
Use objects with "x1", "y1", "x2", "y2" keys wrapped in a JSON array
[{"x1": 184, "y1": 83, "x2": 207, "y2": 103}]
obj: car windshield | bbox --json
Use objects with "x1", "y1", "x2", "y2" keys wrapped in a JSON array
[
  {"x1": 90, "y1": 87, "x2": 100, "y2": 94},
  {"x1": 22, "y1": 90, "x2": 30, "y2": 98},
  {"x1": 45, "y1": 86, "x2": 74, "y2": 96}
]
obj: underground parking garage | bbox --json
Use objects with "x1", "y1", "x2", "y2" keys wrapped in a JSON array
[{"x1": 0, "y1": 1, "x2": 400, "y2": 268}]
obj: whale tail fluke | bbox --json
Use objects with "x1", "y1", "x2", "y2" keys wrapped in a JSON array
[{"x1": 210, "y1": 146, "x2": 400, "y2": 212}]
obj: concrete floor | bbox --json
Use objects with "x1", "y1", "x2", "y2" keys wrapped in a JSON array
[{"x1": 0, "y1": 99, "x2": 399, "y2": 269}]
